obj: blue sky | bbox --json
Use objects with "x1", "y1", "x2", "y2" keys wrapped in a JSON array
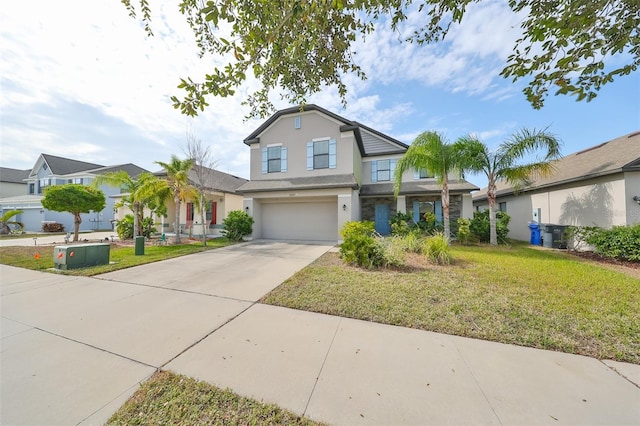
[{"x1": 1, "y1": 0, "x2": 638, "y2": 190}]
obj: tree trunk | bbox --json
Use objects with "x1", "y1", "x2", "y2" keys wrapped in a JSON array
[
  {"x1": 441, "y1": 176, "x2": 450, "y2": 240},
  {"x1": 200, "y1": 194, "x2": 207, "y2": 247},
  {"x1": 174, "y1": 195, "x2": 181, "y2": 244},
  {"x1": 73, "y1": 212, "x2": 81, "y2": 242},
  {"x1": 487, "y1": 179, "x2": 497, "y2": 245},
  {"x1": 133, "y1": 201, "x2": 140, "y2": 238}
]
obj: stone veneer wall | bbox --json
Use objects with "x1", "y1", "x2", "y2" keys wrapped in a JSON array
[
  {"x1": 360, "y1": 194, "x2": 463, "y2": 223},
  {"x1": 360, "y1": 197, "x2": 397, "y2": 222}
]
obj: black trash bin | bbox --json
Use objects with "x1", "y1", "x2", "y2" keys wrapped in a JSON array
[
  {"x1": 551, "y1": 225, "x2": 568, "y2": 249},
  {"x1": 135, "y1": 236, "x2": 145, "y2": 255}
]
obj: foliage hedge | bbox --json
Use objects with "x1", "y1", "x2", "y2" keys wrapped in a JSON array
[
  {"x1": 42, "y1": 222, "x2": 64, "y2": 232},
  {"x1": 221, "y1": 210, "x2": 254, "y2": 241},
  {"x1": 569, "y1": 224, "x2": 640, "y2": 262},
  {"x1": 469, "y1": 210, "x2": 510, "y2": 244},
  {"x1": 115, "y1": 214, "x2": 157, "y2": 239}
]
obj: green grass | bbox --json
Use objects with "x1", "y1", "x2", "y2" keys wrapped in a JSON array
[
  {"x1": 262, "y1": 243, "x2": 640, "y2": 363},
  {"x1": 107, "y1": 371, "x2": 322, "y2": 426},
  {"x1": 0, "y1": 238, "x2": 235, "y2": 276}
]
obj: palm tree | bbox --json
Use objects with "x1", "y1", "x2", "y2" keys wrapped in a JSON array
[
  {"x1": 454, "y1": 128, "x2": 562, "y2": 245},
  {"x1": 394, "y1": 131, "x2": 462, "y2": 239},
  {"x1": 0, "y1": 209, "x2": 24, "y2": 234},
  {"x1": 154, "y1": 156, "x2": 195, "y2": 244},
  {"x1": 92, "y1": 171, "x2": 159, "y2": 238}
]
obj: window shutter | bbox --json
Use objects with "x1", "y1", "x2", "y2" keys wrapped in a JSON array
[
  {"x1": 413, "y1": 201, "x2": 420, "y2": 223},
  {"x1": 307, "y1": 142, "x2": 313, "y2": 170},
  {"x1": 281, "y1": 147, "x2": 288, "y2": 172},
  {"x1": 329, "y1": 139, "x2": 337, "y2": 169},
  {"x1": 435, "y1": 200, "x2": 443, "y2": 223},
  {"x1": 414, "y1": 169, "x2": 420, "y2": 180},
  {"x1": 371, "y1": 161, "x2": 377, "y2": 182},
  {"x1": 261, "y1": 148, "x2": 268, "y2": 174}
]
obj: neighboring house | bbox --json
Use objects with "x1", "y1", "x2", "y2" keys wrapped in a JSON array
[
  {"x1": 472, "y1": 131, "x2": 640, "y2": 241},
  {"x1": 0, "y1": 154, "x2": 147, "y2": 233},
  {"x1": 143, "y1": 166, "x2": 248, "y2": 235},
  {"x1": 0, "y1": 167, "x2": 30, "y2": 198},
  {"x1": 238, "y1": 104, "x2": 478, "y2": 241}
]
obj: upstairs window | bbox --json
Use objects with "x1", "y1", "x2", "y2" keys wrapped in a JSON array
[
  {"x1": 68, "y1": 178, "x2": 83, "y2": 184},
  {"x1": 414, "y1": 168, "x2": 433, "y2": 179},
  {"x1": 28, "y1": 183, "x2": 34, "y2": 194},
  {"x1": 261, "y1": 145, "x2": 287, "y2": 173},
  {"x1": 307, "y1": 139, "x2": 336, "y2": 170},
  {"x1": 371, "y1": 159, "x2": 396, "y2": 182}
]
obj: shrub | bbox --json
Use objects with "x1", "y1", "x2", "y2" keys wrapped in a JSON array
[
  {"x1": 390, "y1": 212, "x2": 413, "y2": 236},
  {"x1": 222, "y1": 210, "x2": 254, "y2": 241},
  {"x1": 469, "y1": 210, "x2": 510, "y2": 244},
  {"x1": 400, "y1": 231, "x2": 423, "y2": 253},
  {"x1": 569, "y1": 224, "x2": 640, "y2": 262},
  {"x1": 379, "y1": 236, "x2": 407, "y2": 267},
  {"x1": 115, "y1": 215, "x2": 157, "y2": 239},
  {"x1": 421, "y1": 233, "x2": 452, "y2": 265},
  {"x1": 42, "y1": 222, "x2": 64, "y2": 232},
  {"x1": 456, "y1": 218, "x2": 471, "y2": 244},
  {"x1": 415, "y1": 211, "x2": 443, "y2": 235},
  {"x1": 340, "y1": 221, "x2": 384, "y2": 268}
]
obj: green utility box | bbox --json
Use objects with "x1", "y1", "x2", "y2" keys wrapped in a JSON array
[
  {"x1": 53, "y1": 243, "x2": 110, "y2": 270},
  {"x1": 134, "y1": 236, "x2": 145, "y2": 256}
]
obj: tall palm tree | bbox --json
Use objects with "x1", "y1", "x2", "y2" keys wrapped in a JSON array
[
  {"x1": 92, "y1": 171, "x2": 159, "y2": 238},
  {"x1": 454, "y1": 128, "x2": 562, "y2": 245},
  {"x1": 154, "y1": 156, "x2": 195, "y2": 244},
  {"x1": 394, "y1": 131, "x2": 462, "y2": 239}
]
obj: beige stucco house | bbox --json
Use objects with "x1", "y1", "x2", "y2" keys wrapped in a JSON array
[
  {"x1": 238, "y1": 104, "x2": 478, "y2": 242},
  {"x1": 472, "y1": 131, "x2": 640, "y2": 241},
  {"x1": 112, "y1": 166, "x2": 247, "y2": 236}
]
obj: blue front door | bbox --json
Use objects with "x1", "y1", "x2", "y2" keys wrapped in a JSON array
[{"x1": 374, "y1": 204, "x2": 391, "y2": 235}]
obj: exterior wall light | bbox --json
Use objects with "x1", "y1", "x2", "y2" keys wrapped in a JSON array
[
  {"x1": 633, "y1": 195, "x2": 640, "y2": 205},
  {"x1": 342, "y1": 204, "x2": 347, "y2": 211}
]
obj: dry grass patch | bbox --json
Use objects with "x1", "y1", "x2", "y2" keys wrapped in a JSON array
[{"x1": 262, "y1": 244, "x2": 640, "y2": 363}]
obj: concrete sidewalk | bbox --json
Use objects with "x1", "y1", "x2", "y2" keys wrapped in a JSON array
[
  {"x1": 167, "y1": 304, "x2": 640, "y2": 425},
  {"x1": 0, "y1": 231, "x2": 117, "y2": 247}
]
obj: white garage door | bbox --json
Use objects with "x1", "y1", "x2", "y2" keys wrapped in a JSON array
[{"x1": 262, "y1": 201, "x2": 338, "y2": 241}]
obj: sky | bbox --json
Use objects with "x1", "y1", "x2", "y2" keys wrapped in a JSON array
[{"x1": 1, "y1": 0, "x2": 638, "y2": 190}]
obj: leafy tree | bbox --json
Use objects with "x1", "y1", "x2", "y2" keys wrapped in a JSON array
[
  {"x1": 0, "y1": 209, "x2": 24, "y2": 234},
  {"x1": 182, "y1": 132, "x2": 219, "y2": 246},
  {"x1": 152, "y1": 156, "x2": 195, "y2": 244},
  {"x1": 469, "y1": 210, "x2": 511, "y2": 244},
  {"x1": 394, "y1": 131, "x2": 462, "y2": 239},
  {"x1": 122, "y1": 0, "x2": 639, "y2": 116},
  {"x1": 92, "y1": 170, "x2": 163, "y2": 238},
  {"x1": 454, "y1": 128, "x2": 561, "y2": 245},
  {"x1": 41, "y1": 184, "x2": 106, "y2": 242}
]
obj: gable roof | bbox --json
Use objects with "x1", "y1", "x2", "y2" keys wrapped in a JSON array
[
  {"x1": 243, "y1": 104, "x2": 409, "y2": 157},
  {"x1": 86, "y1": 163, "x2": 149, "y2": 177},
  {"x1": 0, "y1": 167, "x2": 31, "y2": 184},
  {"x1": 237, "y1": 174, "x2": 358, "y2": 193},
  {"x1": 37, "y1": 153, "x2": 104, "y2": 175},
  {"x1": 473, "y1": 131, "x2": 640, "y2": 201},
  {"x1": 154, "y1": 166, "x2": 248, "y2": 194}
]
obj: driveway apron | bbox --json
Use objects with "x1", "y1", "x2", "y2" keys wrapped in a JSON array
[{"x1": 0, "y1": 240, "x2": 333, "y2": 425}]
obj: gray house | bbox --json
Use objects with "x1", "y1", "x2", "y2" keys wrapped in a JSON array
[
  {"x1": 0, "y1": 154, "x2": 147, "y2": 233},
  {"x1": 0, "y1": 167, "x2": 30, "y2": 198},
  {"x1": 239, "y1": 104, "x2": 478, "y2": 241},
  {"x1": 472, "y1": 131, "x2": 640, "y2": 241}
]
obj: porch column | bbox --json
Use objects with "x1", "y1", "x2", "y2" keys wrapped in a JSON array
[{"x1": 396, "y1": 196, "x2": 407, "y2": 214}]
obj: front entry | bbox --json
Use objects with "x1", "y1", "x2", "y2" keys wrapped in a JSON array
[{"x1": 374, "y1": 204, "x2": 390, "y2": 235}]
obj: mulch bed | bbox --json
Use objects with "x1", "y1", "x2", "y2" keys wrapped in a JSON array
[{"x1": 567, "y1": 250, "x2": 640, "y2": 270}]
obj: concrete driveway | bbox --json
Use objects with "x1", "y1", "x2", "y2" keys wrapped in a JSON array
[{"x1": 0, "y1": 240, "x2": 333, "y2": 425}]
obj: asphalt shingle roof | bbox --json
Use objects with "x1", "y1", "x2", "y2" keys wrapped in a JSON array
[
  {"x1": 154, "y1": 166, "x2": 248, "y2": 194},
  {"x1": 87, "y1": 164, "x2": 149, "y2": 177},
  {"x1": 40, "y1": 154, "x2": 104, "y2": 175},
  {"x1": 361, "y1": 180, "x2": 479, "y2": 196},
  {"x1": 473, "y1": 131, "x2": 640, "y2": 201},
  {"x1": 0, "y1": 167, "x2": 31, "y2": 183},
  {"x1": 237, "y1": 174, "x2": 358, "y2": 193}
]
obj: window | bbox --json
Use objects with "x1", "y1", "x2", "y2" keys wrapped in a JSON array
[
  {"x1": 68, "y1": 178, "x2": 83, "y2": 184},
  {"x1": 414, "y1": 168, "x2": 432, "y2": 179},
  {"x1": 499, "y1": 202, "x2": 507, "y2": 212},
  {"x1": 371, "y1": 159, "x2": 396, "y2": 182},
  {"x1": 261, "y1": 146, "x2": 287, "y2": 173},
  {"x1": 29, "y1": 183, "x2": 35, "y2": 194},
  {"x1": 307, "y1": 139, "x2": 336, "y2": 170},
  {"x1": 294, "y1": 116, "x2": 301, "y2": 129}
]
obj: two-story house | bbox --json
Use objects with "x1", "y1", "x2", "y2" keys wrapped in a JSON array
[
  {"x1": 0, "y1": 154, "x2": 147, "y2": 233},
  {"x1": 238, "y1": 104, "x2": 478, "y2": 241}
]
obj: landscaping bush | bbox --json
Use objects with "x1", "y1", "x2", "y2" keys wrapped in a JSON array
[
  {"x1": 42, "y1": 222, "x2": 64, "y2": 232},
  {"x1": 379, "y1": 236, "x2": 407, "y2": 267},
  {"x1": 421, "y1": 233, "x2": 451, "y2": 264},
  {"x1": 115, "y1": 215, "x2": 157, "y2": 239},
  {"x1": 400, "y1": 231, "x2": 423, "y2": 253},
  {"x1": 469, "y1": 210, "x2": 510, "y2": 244},
  {"x1": 456, "y1": 217, "x2": 471, "y2": 244},
  {"x1": 390, "y1": 212, "x2": 413, "y2": 236},
  {"x1": 221, "y1": 210, "x2": 254, "y2": 241},
  {"x1": 340, "y1": 221, "x2": 384, "y2": 268},
  {"x1": 569, "y1": 224, "x2": 640, "y2": 262}
]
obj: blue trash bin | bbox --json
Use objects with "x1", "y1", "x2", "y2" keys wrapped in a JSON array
[{"x1": 528, "y1": 222, "x2": 541, "y2": 245}]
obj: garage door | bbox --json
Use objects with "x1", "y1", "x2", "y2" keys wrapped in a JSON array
[{"x1": 262, "y1": 201, "x2": 338, "y2": 241}]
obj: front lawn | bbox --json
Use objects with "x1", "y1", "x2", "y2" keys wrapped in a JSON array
[
  {"x1": 107, "y1": 371, "x2": 322, "y2": 426},
  {"x1": 262, "y1": 244, "x2": 640, "y2": 364},
  {"x1": 0, "y1": 238, "x2": 235, "y2": 276}
]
